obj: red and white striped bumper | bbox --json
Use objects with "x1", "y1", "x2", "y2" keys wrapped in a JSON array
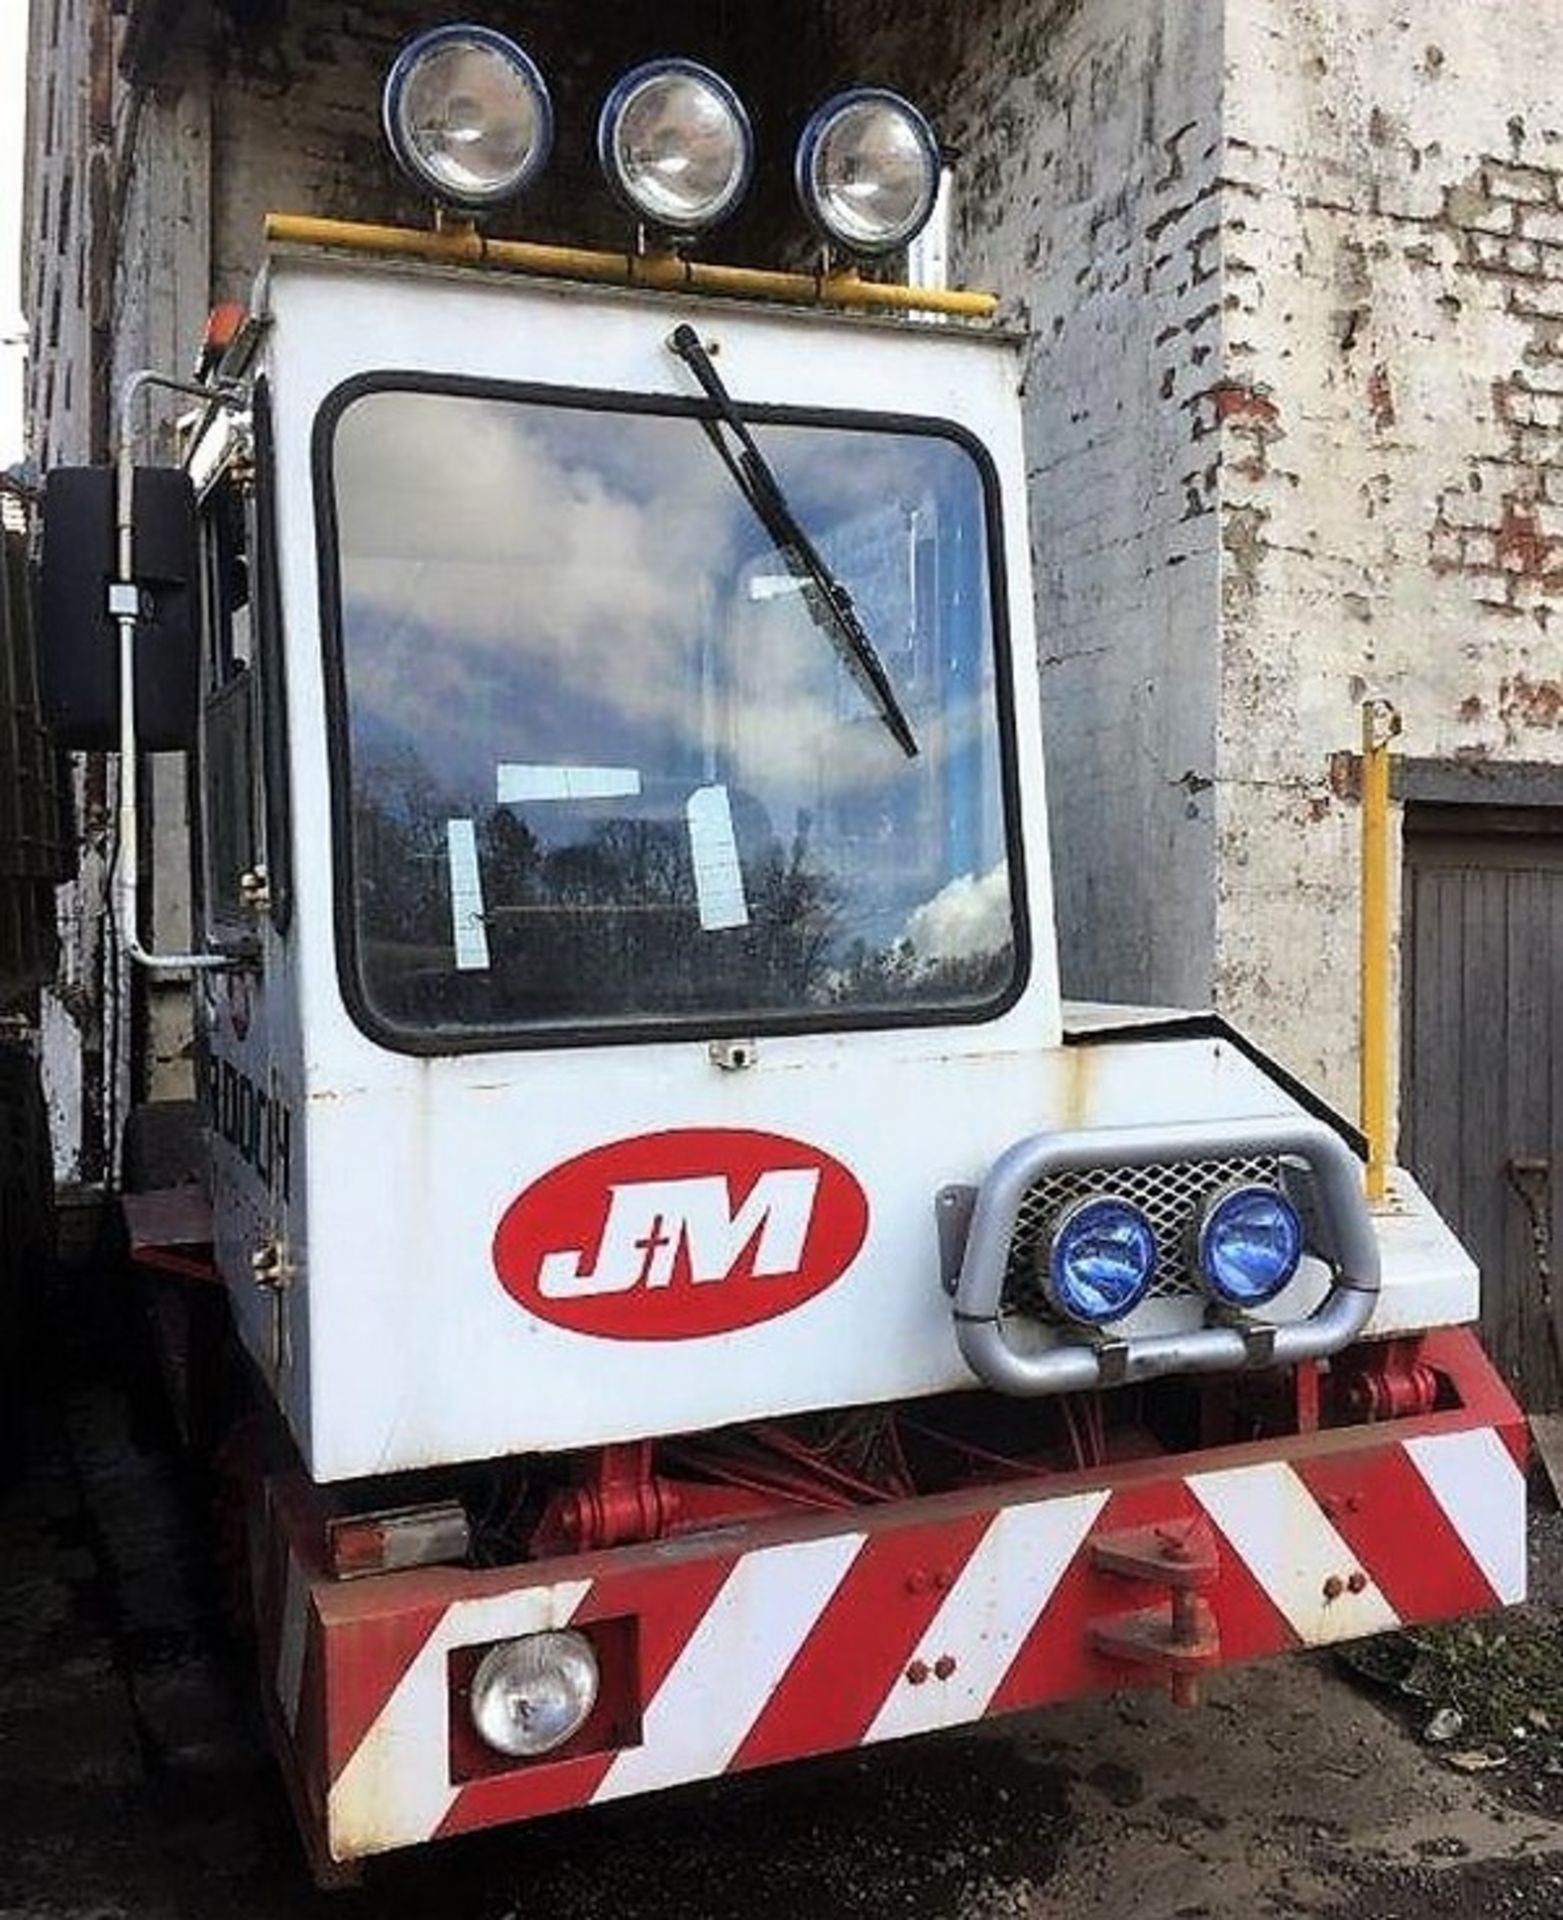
[{"x1": 262, "y1": 1330, "x2": 1526, "y2": 1864}]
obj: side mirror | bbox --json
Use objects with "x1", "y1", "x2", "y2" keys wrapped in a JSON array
[{"x1": 37, "y1": 466, "x2": 200, "y2": 753}]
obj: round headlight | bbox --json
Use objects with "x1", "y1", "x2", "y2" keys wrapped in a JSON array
[
  {"x1": 597, "y1": 59, "x2": 754, "y2": 236},
  {"x1": 1041, "y1": 1196, "x2": 1158, "y2": 1327},
  {"x1": 795, "y1": 89, "x2": 941, "y2": 256},
  {"x1": 1196, "y1": 1186, "x2": 1304, "y2": 1309},
  {"x1": 382, "y1": 26, "x2": 553, "y2": 210},
  {"x1": 469, "y1": 1629, "x2": 600, "y2": 1758}
]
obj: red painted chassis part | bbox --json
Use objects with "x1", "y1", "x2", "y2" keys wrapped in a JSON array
[{"x1": 255, "y1": 1329, "x2": 1526, "y2": 1869}]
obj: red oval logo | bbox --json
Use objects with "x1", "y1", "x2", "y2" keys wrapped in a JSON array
[{"x1": 493, "y1": 1128, "x2": 869, "y2": 1341}]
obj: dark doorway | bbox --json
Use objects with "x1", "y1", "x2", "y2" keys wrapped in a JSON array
[{"x1": 1401, "y1": 803, "x2": 1563, "y2": 1408}]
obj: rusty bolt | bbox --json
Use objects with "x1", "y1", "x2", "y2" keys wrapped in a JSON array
[
  {"x1": 933, "y1": 1567, "x2": 954, "y2": 1591},
  {"x1": 1346, "y1": 1493, "x2": 1364, "y2": 1514},
  {"x1": 906, "y1": 1570, "x2": 931, "y2": 1595},
  {"x1": 1155, "y1": 1525, "x2": 1191, "y2": 1562},
  {"x1": 906, "y1": 1660, "x2": 930, "y2": 1686},
  {"x1": 934, "y1": 1655, "x2": 957, "y2": 1681},
  {"x1": 1347, "y1": 1571, "x2": 1367, "y2": 1595},
  {"x1": 1323, "y1": 1575, "x2": 1345, "y2": 1601}
]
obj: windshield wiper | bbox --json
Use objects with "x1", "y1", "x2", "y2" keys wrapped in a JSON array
[{"x1": 668, "y1": 323, "x2": 918, "y2": 759}]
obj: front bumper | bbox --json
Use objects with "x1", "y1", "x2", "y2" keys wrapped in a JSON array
[{"x1": 253, "y1": 1328, "x2": 1526, "y2": 1866}]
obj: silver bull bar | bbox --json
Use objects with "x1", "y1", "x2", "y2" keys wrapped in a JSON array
[{"x1": 952, "y1": 1115, "x2": 1380, "y2": 1396}]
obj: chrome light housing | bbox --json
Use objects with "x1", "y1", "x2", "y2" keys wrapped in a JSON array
[
  {"x1": 469, "y1": 1629, "x2": 600, "y2": 1758},
  {"x1": 795, "y1": 88, "x2": 941, "y2": 256},
  {"x1": 1195, "y1": 1184, "x2": 1304, "y2": 1309},
  {"x1": 1041, "y1": 1196, "x2": 1158, "y2": 1327},
  {"x1": 597, "y1": 59, "x2": 754, "y2": 235},
  {"x1": 382, "y1": 25, "x2": 554, "y2": 210}
]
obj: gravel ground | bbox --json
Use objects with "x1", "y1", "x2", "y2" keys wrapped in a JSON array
[{"x1": 4, "y1": 1273, "x2": 1563, "y2": 1919}]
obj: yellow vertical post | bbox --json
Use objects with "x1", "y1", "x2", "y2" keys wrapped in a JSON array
[{"x1": 1360, "y1": 698, "x2": 1401, "y2": 1203}]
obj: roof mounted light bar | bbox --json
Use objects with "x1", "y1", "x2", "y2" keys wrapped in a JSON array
[
  {"x1": 378, "y1": 31, "x2": 953, "y2": 277},
  {"x1": 263, "y1": 213, "x2": 999, "y2": 318}
]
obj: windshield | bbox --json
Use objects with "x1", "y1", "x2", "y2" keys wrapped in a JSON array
[{"x1": 323, "y1": 381, "x2": 1021, "y2": 1046}]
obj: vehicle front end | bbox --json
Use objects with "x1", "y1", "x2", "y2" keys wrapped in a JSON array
[{"x1": 80, "y1": 32, "x2": 1524, "y2": 1877}]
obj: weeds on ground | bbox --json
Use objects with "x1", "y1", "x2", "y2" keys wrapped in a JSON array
[{"x1": 1343, "y1": 1612, "x2": 1563, "y2": 1772}]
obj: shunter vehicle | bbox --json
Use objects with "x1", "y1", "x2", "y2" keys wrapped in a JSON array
[{"x1": 33, "y1": 28, "x2": 1527, "y2": 1877}]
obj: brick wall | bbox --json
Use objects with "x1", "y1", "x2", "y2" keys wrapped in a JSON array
[
  {"x1": 824, "y1": 0, "x2": 1228, "y2": 1010},
  {"x1": 23, "y1": 0, "x2": 107, "y2": 467},
  {"x1": 1218, "y1": 0, "x2": 1563, "y2": 1108},
  {"x1": 822, "y1": 0, "x2": 1563, "y2": 1110},
  {"x1": 22, "y1": 0, "x2": 117, "y2": 1175}
]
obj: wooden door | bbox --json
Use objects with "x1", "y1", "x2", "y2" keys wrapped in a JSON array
[{"x1": 1401, "y1": 806, "x2": 1563, "y2": 1407}]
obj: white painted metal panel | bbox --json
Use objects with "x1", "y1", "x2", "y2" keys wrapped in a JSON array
[{"x1": 232, "y1": 256, "x2": 1475, "y2": 1481}]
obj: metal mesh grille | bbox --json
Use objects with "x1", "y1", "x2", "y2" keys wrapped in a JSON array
[{"x1": 1003, "y1": 1154, "x2": 1285, "y2": 1317}]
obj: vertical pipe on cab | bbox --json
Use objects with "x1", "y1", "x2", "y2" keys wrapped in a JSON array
[
  {"x1": 1359, "y1": 697, "x2": 1401, "y2": 1204},
  {"x1": 112, "y1": 367, "x2": 236, "y2": 973}
]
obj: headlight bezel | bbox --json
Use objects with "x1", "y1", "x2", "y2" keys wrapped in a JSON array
[
  {"x1": 382, "y1": 23, "x2": 555, "y2": 212},
  {"x1": 1194, "y1": 1182, "x2": 1306, "y2": 1310},
  {"x1": 794, "y1": 86, "x2": 943, "y2": 257},
  {"x1": 596, "y1": 57, "x2": 756, "y2": 237},
  {"x1": 1040, "y1": 1194, "x2": 1159, "y2": 1328},
  {"x1": 468, "y1": 1628, "x2": 601, "y2": 1760}
]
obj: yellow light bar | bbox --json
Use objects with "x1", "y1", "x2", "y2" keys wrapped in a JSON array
[{"x1": 263, "y1": 213, "x2": 999, "y2": 320}]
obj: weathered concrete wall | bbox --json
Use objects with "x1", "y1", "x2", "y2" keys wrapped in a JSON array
[
  {"x1": 111, "y1": 45, "x2": 213, "y2": 1113},
  {"x1": 824, "y1": 0, "x2": 1228, "y2": 1011},
  {"x1": 1219, "y1": 0, "x2": 1563, "y2": 1110},
  {"x1": 24, "y1": 0, "x2": 103, "y2": 468},
  {"x1": 23, "y1": 0, "x2": 113, "y2": 1175}
]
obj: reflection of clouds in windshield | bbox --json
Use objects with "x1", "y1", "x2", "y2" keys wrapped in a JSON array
[
  {"x1": 770, "y1": 427, "x2": 958, "y2": 525},
  {"x1": 902, "y1": 862, "x2": 1010, "y2": 962},
  {"x1": 334, "y1": 392, "x2": 1017, "y2": 1030},
  {"x1": 336, "y1": 397, "x2": 729, "y2": 757},
  {"x1": 724, "y1": 585, "x2": 938, "y2": 800},
  {"x1": 334, "y1": 394, "x2": 981, "y2": 804}
]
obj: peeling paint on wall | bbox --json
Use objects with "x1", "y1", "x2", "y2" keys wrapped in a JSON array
[
  {"x1": 824, "y1": 0, "x2": 1227, "y2": 1011},
  {"x1": 1218, "y1": 0, "x2": 1563, "y2": 1107}
]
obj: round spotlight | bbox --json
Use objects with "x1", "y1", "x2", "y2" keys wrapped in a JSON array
[
  {"x1": 469, "y1": 1630, "x2": 600, "y2": 1759},
  {"x1": 1195, "y1": 1185, "x2": 1304, "y2": 1310},
  {"x1": 795, "y1": 88, "x2": 941, "y2": 256},
  {"x1": 598, "y1": 59, "x2": 754, "y2": 236},
  {"x1": 1041, "y1": 1196, "x2": 1158, "y2": 1328},
  {"x1": 382, "y1": 25, "x2": 553, "y2": 210}
]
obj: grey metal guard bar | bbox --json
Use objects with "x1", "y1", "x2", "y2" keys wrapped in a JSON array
[{"x1": 952, "y1": 1114, "x2": 1381, "y2": 1396}]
